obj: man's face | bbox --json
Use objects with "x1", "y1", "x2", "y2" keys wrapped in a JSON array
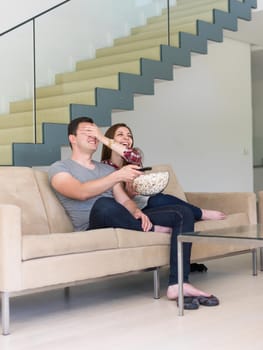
[{"x1": 70, "y1": 122, "x2": 99, "y2": 153}]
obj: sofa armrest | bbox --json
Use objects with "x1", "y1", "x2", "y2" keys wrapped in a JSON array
[
  {"x1": 0, "y1": 204, "x2": 22, "y2": 291},
  {"x1": 185, "y1": 192, "x2": 257, "y2": 224}
]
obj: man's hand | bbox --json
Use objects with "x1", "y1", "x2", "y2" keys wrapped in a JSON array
[
  {"x1": 116, "y1": 164, "x2": 142, "y2": 183},
  {"x1": 114, "y1": 183, "x2": 152, "y2": 232}
]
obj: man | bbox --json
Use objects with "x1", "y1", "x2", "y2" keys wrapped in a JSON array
[{"x1": 49, "y1": 117, "x2": 215, "y2": 306}]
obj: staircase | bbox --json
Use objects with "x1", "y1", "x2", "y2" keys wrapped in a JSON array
[{"x1": 0, "y1": 0, "x2": 257, "y2": 166}]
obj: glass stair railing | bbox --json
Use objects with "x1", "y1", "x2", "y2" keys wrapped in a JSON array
[{"x1": 0, "y1": 0, "x2": 256, "y2": 166}]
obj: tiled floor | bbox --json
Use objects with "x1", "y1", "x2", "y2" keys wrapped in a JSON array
[{"x1": 1, "y1": 253, "x2": 263, "y2": 350}]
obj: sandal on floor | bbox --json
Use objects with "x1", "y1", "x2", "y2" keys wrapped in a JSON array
[
  {"x1": 190, "y1": 263, "x2": 208, "y2": 273},
  {"x1": 197, "y1": 295, "x2": 219, "y2": 306},
  {"x1": 177, "y1": 296, "x2": 200, "y2": 310}
]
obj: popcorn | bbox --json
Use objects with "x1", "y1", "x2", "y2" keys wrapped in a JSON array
[{"x1": 133, "y1": 171, "x2": 169, "y2": 196}]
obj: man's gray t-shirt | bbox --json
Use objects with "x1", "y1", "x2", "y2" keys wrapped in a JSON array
[{"x1": 48, "y1": 159, "x2": 114, "y2": 231}]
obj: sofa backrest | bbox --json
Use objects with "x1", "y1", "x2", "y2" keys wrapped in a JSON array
[
  {"x1": 0, "y1": 165, "x2": 185, "y2": 235},
  {"x1": 34, "y1": 169, "x2": 74, "y2": 233},
  {"x1": 0, "y1": 167, "x2": 73, "y2": 235},
  {"x1": 151, "y1": 164, "x2": 187, "y2": 201}
]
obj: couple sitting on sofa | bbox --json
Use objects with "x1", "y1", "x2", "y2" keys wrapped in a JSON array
[{"x1": 48, "y1": 117, "x2": 225, "y2": 310}]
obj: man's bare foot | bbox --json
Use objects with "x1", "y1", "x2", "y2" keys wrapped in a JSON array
[
  {"x1": 167, "y1": 283, "x2": 211, "y2": 300},
  {"x1": 154, "y1": 225, "x2": 172, "y2": 234},
  {"x1": 201, "y1": 209, "x2": 226, "y2": 221}
]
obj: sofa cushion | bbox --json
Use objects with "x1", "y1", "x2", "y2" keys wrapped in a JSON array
[
  {"x1": 194, "y1": 212, "x2": 249, "y2": 232},
  {"x1": 115, "y1": 229, "x2": 170, "y2": 248},
  {"x1": 23, "y1": 228, "x2": 171, "y2": 261},
  {"x1": 192, "y1": 212, "x2": 251, "y2": 261},
  {"x1": 22, "y1": 228, "x2": 118, "y2": 260}
]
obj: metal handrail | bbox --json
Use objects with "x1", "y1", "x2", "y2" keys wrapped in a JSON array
[{"x1": 0, "y1": 0, "x2": 71, "y2": 36}]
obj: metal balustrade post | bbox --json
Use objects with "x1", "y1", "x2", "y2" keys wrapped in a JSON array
[{"x1": 252, "y1": 248, "x2": 258, "y2": 276}]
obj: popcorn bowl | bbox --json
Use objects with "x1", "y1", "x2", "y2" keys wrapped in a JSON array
[{"x1": 133, "y1": 171, "x2": 169, "y2": 196}]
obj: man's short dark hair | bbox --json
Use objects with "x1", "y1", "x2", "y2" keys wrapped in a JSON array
[{"x1": 68, "y1": 117, "x2": 94, "y2": 137}]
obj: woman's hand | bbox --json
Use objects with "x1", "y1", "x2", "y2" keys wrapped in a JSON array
[
  {"x1": 124, "y1": 181, "x2": 138, "y2": 198},
  {"x1": 80, "y1": 123, "x2": 104, "y2": 142}
]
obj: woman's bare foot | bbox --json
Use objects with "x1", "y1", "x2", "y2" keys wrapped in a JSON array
[
  {"x1": 201, "y1": 209, "x2": 226, "y2": 221},
  {"x1": 167, "y1": 283, "x2": 211, "y2": 300},
  {"x1": 154, "y1": 225, "x2": 172, "y2": 234}
]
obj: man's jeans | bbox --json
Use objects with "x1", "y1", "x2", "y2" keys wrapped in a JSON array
[{"x1": 89, "y1": 197, "x2": 195, "y2": 285}]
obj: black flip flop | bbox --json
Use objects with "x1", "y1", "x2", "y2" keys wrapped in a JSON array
[
  {"x1": 177, "y1": 296, "x2": 200, "y2": 310},
  {"x1": 197, "y1": 295, "x2": 219, "y2": 306},
  {"x1": 190, "y1": 263, "x2": 208, "y2": 272}
]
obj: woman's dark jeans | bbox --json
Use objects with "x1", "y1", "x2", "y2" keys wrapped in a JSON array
[
  {"x1": 145, "y1": 193, "x2": 202, "y2": 221},
  {"x1": 89, "y1": 197, "x2": 195, "y2": 285}
]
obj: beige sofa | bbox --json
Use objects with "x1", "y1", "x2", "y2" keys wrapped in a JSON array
[{"x1": 0, "y1": 165, "x2": 257, "y2": 335}]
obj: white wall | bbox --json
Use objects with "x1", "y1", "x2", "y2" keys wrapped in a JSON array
[{"x1": 112, "y1": 38, "x2": 253, "y2": 192}]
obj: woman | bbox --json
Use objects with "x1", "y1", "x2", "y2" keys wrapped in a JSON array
[
  {"x1": 97, "y1": 122, "x2": 225, "y2": 221},
  {"x1": 86, "y1": 122, "x2": 221, "y2": 305}
]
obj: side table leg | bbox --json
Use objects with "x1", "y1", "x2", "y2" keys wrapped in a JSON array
[
  {"x1": 260, "y1": 248, "x2": 263, "y2": 271},
  {"x1": 252, "y1": 249, "x2": 258, "y2": 276},
  {"x1": 178, "y1": 237, "x2": 184, "y2": 316}
]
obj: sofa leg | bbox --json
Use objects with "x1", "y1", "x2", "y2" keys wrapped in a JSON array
[
  {"x1": 153, "y1": 268, "x2": 160, "y2": 299},
  {"x1": 252, "y1": 249, "x2": 258, "y2": 276},
  {"x1": 64, "y1": 287, "x2": 70, "y2": 300},
  {"x1": 1, "y1": 292, "x2": 10, "y2": 335}
]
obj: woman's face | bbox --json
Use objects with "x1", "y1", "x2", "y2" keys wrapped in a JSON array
[{"x1": 113, "y1": 126, "x2": 133, "y2": 148}]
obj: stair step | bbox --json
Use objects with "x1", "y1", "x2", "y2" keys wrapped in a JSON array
[
  {"x1": 0, "y1": 144, "x2": 12, "y2": 165},
  {"x1": 0, "y1": 123, "x2": 57, "y2": 165},
  {"x1": 149, "y1": 0, "x2": 228, "y2": 24},
  {"x1": 37, "y1": 75, "x2": 119, "y2": 98},
  {"x1": 0, "y1": 107, "x2": 69, "y2": 129},
  {"x1": 131, "y1": 11, "x2": 214, "y2": 34},
  {"x1": 10, "y1": 90, "x2": 96, "y2": 113},
  {"x1": 96, "y1": 35, "x2": 179, "y2": 58},
  {"x1": 56, "y1": 60, "x2": 143, "y2": 84},
  {"x1": 175, "y1": 0, "x2": 227, "y2": 7},
  {"x1": 114, "y1": 22, "x2": 197, "y2": 46},
  {"x1": 76, "y1": 47, "x2": 160, "y2": 71},
  {"x1": 0, "y1": 125, "x2": 36, "y2": 144}
]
